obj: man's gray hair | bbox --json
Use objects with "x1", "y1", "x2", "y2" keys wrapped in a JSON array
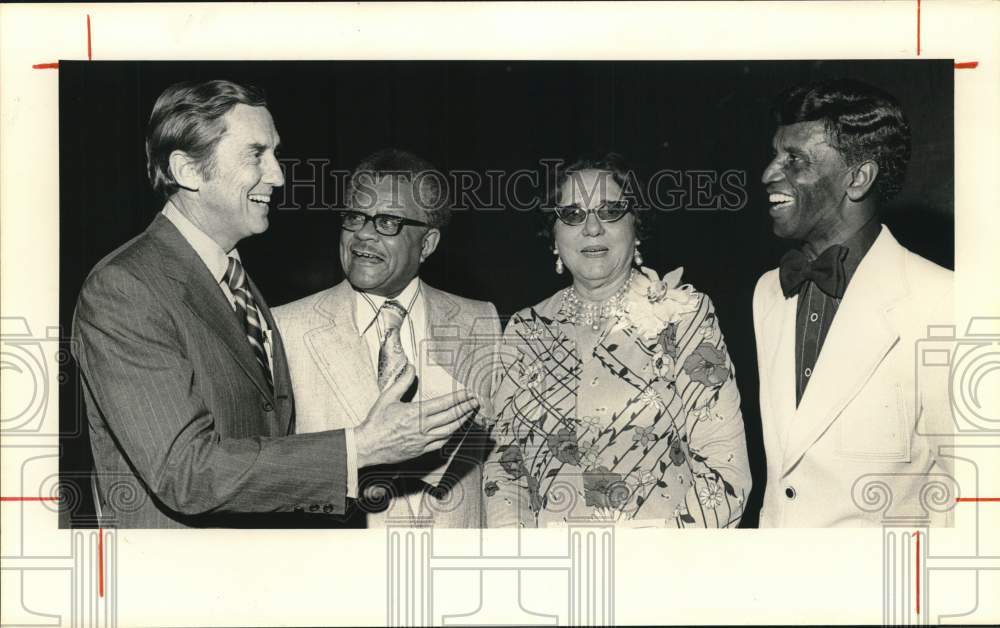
[{"x1": 346, "y1": 148, "x2": 451, "y2": 228}]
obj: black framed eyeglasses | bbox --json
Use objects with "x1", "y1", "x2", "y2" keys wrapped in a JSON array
[
  {"x1": 339, "y1": 210, "x2": 430, "y2": 236},
  {"x1": 553, "y1": 200, "x2": 632, "y2": 226}
]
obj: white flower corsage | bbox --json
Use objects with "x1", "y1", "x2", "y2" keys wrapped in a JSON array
[{"x1": 618, "y1": 266, "x2": 700, "y2": 340}]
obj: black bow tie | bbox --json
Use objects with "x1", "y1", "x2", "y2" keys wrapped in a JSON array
[{"x1": 779, "y1": 245, "x2": 849, "y2": 298}]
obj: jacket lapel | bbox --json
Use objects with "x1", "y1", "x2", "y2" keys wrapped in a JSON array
[
  {"x1": 422, "y1": 284, "x2": 461, "y2": 377},
  {"x1": 781, "y1": 226, "x2": 907, "y2": 475},
  {"x1": 759, "y1": 283, "x2": 800, "y2": 454},
  {"x1": 303, "y1": 281, "x2": 378, "y2": 427},
  {"x1": 150, "y1": 215, "x2": 275, "y2": 401},
  {"x1": 247, "y1": 276, "x2": 293, "y2": 431}
]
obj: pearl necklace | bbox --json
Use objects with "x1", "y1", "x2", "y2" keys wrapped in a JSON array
[{"x1": 560, "y1": 270, "x2": 635, "y2": 331}]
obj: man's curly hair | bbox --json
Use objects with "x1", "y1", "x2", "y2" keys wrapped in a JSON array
[{"x1": 773, "y1": 78, "x2": 912, "y2": 204}]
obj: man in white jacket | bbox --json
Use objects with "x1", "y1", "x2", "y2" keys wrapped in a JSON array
[
  {"x1": 754, "y1": 79, "x2": 955, "y2": 527},
  {"x1": 275, "y1": 148, "x2": 500, "y2": 528}
]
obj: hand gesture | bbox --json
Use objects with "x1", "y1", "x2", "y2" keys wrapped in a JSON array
[{"x1": 355, "y1": 365, "x2": 480, "y2": 467}]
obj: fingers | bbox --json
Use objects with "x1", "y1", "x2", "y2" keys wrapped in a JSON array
[
  {"x1": 422, "y1": 397, "x2": 480, "y2": 432},
  {"x1": 417, "y1": 389, "x2": 479, "y2": 425},
  {"x1": 418, "y1": 415, "x2": 474, "y2": 453}
]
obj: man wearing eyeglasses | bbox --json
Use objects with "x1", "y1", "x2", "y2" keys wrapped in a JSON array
[
  {"x1": 275, "y1": 148, "x2": 501, "y2": 527},
  {"x1": 72, "y1": 82, "x2": 480, "y2": 528}
]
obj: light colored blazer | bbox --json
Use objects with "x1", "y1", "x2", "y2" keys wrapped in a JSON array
[
  {"x1": 72, "y1": 214, "x2": 350, "y2": 528},
  {"x1": 753, "y1": 225, "x2": 955, "y2": 527},
  {"x1": 274, "y1": 279, "x2": 501, "y2": 527}
]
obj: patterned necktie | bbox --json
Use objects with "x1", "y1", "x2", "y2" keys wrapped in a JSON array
[
  {"x1": 363, "y1": 300, "x2": 416, "y2": 508},
  {"x1": 376, "y1": 300, "x2": 410, "y2": 391},
  {"x1": 778, "y1": 245, "x2": 849, "y2": 298},
  {"x1": 223, "y1": 256, "x2": 273, "y2": 390}
]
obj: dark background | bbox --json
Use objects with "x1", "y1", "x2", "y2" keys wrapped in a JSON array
[{"x1": 59, "y1": 60, "x2": 954, "y2": 527}]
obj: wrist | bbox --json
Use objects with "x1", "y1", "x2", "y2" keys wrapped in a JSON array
[{"x1": 354, "y1": 423, "x2": 377, "y2": 468}]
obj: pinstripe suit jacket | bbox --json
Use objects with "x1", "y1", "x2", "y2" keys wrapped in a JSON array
[{"x1": 72, "y1": 214, "x2": 349, "y2": 528}]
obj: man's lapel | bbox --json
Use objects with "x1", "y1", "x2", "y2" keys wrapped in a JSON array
[
  {"x1": 781, "y1": 226, "x2": 907, "y2": 475},
  {"x1": 759, "y1": 282, "x2": 800, "y2": 454},
  {"x1": 247, "y1": 276, "x2": 293, "y2": 431},
  {"x1": 303, "y1": 281, "x2": 378, "y2": 427},
  {"x1": 151, "y1": 215, "x2": 275, "y2": 402},
  {"x1": 422, "y1": 284, "x2": 462, "y2": 378}
]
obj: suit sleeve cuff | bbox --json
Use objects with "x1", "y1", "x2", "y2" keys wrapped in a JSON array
[{"x1": 344, "y1": 427, "x2": 359, "y2": 498}]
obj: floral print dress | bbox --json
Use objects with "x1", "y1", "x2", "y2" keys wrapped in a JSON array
[{"x1": 484, "y1": 267, "x2": 751, "y2": 527}]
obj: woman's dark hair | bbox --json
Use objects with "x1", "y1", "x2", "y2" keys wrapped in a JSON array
[{"x1": 537, "y1": 152, "x2": 651, "y2": 242}]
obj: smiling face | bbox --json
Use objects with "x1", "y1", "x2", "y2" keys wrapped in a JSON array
[
  {"x1": 194, "y1": 104, "x2": 284, "y2": 250},
  {"x1": 339, "y1": 176, "x2": 439, "y2": 298},
  {"x1": 554, "y1": 168, "x2": 636, "y2": 294},
  {"x1": 762, "y1": 120, "x2": 852, "y2": 248}
]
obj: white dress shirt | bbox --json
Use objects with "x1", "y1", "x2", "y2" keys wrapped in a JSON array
[
  {"x1": 354, "y1": 278, "x2": 467, "y2": 519},
  {"x1": 162, "y1": 202, "x2": 274, "y2": 372},
  {"x1": 351, "y1": 279, "x2": 425, "y2": 507},
  {"x1": 164, "y1": 202, "x2": 366, "y2": 500},
  {"x1": 354, "y1": 277, "x2": 425, "y2": 374}
]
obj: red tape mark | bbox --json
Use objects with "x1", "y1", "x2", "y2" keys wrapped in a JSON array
[
  {"x1": 955, "y1": 61, "x2": 980, "y2": 69},
  {"x1": 0, "y1": 496, "x2": 60, "y2": 501},
  {"x1": 31, "y1": 14, "x2": 91, "y2": 69},
  {"x1": 915, "y1": 530, "x2": 921, "y2": 614},
  {"x1": 98, "y1": 528, "x2": 105, "y2": 598}
]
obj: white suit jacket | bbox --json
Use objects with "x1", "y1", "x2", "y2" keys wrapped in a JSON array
[
  {"x1": 274, "y1": 279, "x2": 501, "y2": 527},
  {"x1": 753, "y1": 225, "x2": 955, "y2": 527}
]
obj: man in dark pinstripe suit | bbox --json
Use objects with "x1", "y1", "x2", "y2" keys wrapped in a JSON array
[{"x1": 71, "y1": 80, "x2": 479, "y2": 528}]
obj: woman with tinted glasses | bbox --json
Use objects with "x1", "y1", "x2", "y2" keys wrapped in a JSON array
[{"x1": 484, "y1": 153, "x2": 751, "y2": 528}]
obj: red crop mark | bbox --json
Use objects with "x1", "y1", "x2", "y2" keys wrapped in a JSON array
[
  {"x1": 955, "y1": 62, "x2": 980, "y2": 69},
  {"x1": 98, "y1": 528, "x2": 105, "y2": 598},
  {"x1": 957, "y1": 496, "x2": 1000, "y2": 502},
  {"x1": 915, "y1": 530, "x2": 921, "y2": 614},
  {"x1": 0, "y1": 496, "x2": 61, "y2": 502},
  {"x1": 917, "y1": 0, "x2": 921, "y2": 56},
  {"x1": 31, "y1": 14, "x2": 91, "y2": 69}
]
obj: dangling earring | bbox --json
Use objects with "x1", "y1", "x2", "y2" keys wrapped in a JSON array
[
  {"x1": 554, "y1": 247, "x2": 564, "y2": 274},
  {"x1": 633, "y1": 240, "x2": 643, "y2": 267}
]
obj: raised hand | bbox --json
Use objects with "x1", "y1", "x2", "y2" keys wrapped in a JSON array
[{"x1": 355, "y1": 365, "x2": 480, "y2": 467}]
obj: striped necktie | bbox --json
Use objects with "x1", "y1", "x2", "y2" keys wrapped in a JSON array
[
  {"x1": 376, "y1": 300, "x2": 409, "y2": 391},
  {"x1": 362, "y1": 299, "x2": 412, "y2": 506},
  {"x1": 223, "y1": 256, "x2": 273, "y2": 391}
]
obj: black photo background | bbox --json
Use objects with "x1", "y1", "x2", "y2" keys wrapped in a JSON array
[{"x1": 59, "y1": 60, "x2": 953, "y2": 527}]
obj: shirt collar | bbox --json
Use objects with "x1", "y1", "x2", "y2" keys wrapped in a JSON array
[
  {"x1": 162, "y1": 201, "x2": 238, "y2": 284},
  {"x1": 353, "y1": 276, "x2": 422, "y2": 335},
  {"x1": 802, "y1": 216, "x2": 881, "y2": 287}
]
